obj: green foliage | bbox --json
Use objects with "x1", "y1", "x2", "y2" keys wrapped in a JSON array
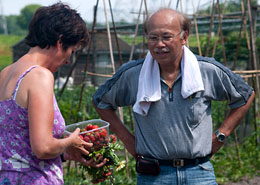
[
  {"x1": 212, "y1": 128, "x2": 260, "y2": 184},
  {"x1": 210, "y1": 100, "x2": 259, "y2": 184},
  {"x1": 0, "y1": 34, "x2": 24, "y2": 71},
  {"x1": 1, "y1": 4, "x2": 41, "y2": 35},
  {"x1": 197, "y1": 0, "x2": 258, "y2": 15},
  {"x1": 64, "y1": 152, "x2": 137, "y2": 185},
  {"x1": 119, "y1": 35, "x2": 146, "y2": 46},
  {"x1": 55, "y1": 85, "x2": 100, "y2": 124},
  {"x1": 17, "y1": 4, "x2": 41, "y2": 30},
  {"x1": 188, "y1": 30, "x2": 260, "y2": 70},
  {"x1": 5, "y1": 15, "x2": 27, "y2": 35},
  {"x1": 80, "y1": 142, "x2": 123, "y2": 184}
]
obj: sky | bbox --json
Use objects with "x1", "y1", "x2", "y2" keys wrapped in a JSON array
[
  {"x1": 0, "y1": 0, "x2": 215, "y2": 23},
  {"x1": 1, "y1": 0, "x2": 260, "y2": 23}
]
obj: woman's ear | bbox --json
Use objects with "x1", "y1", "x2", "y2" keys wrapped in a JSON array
[
  {"x1": 56, "y1": 40, "x2": 62, "y2": 49},
  {"x1": 57, "y1": 35, "x2": 63, "y2": 49}
]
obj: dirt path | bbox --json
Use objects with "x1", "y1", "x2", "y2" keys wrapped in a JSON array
[{"x1": 224, "y1": 176, "x2": 260, "y2": 185}]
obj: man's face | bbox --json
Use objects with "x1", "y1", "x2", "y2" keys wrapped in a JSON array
[{"x1": 147, "y1": 11, "x2": 187, "y2": 66}]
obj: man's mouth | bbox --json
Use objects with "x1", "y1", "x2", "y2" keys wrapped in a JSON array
[{"x1": 154, "y1": 48, "x2": 170, "y2": 54}]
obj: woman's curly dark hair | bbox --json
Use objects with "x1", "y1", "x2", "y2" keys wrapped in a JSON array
[{"x1": 25, "y1": 2, "x2": 89, "y2": 50}]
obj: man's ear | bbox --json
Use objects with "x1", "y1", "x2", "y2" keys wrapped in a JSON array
[{"x1": 181, "y1": 31, "x2": 189, "y2": 45}]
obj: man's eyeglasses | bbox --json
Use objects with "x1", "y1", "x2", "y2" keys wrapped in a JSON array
[{"x1": 147, "y1": 31, "x2": 183, "y2": 43}]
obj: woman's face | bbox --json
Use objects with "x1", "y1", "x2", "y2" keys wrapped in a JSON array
[
  {"x1": 53, "y1": 43, "x2": 79, "y2": 72},
  {"x1": 62, "y1": 45, "x2": 78, "y2": 65}
]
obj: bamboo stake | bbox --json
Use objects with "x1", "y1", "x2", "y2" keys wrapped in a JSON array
[
  {"x1": 84, "y1": 70, "x2": 260, "y2": 78},
  {"x1": 232, "y1": 0, "x2": 247, "y2": 70},
  {"x1": 141, "y1": 13, "x2": 146, "y2": 59},
  {"x1": 234, "y1": 130, "x2": 242, "y2": 169},
  {"x1": 143, "y1": 0, "x2": 148, "y2": 17},
  {"x1": 205, "y1": 0, "x2": 216, "y2": 57},
  {"x1": 251, "y1": 75, "x2": 259, "y2": 160},
  {"x1": 179, "y1": 0, "x2": 183, "y2": 13},
  {"x1": 247, "y1": 0, "x2": 260, "y2": 101},
  {"x1": 233, "y1": 70, "x2": 260, "y2": 74},
  {"x1": 175, "y1": 0, "x2": 179, "y2": 9},
  {"x1": 118, "y1": 108, "x2": 130, "y2": 180},
  {"x1": 243, "y1": 16, "x2": 251, "y2": 52},
  {"x1": 103, "y1": 0, "x2": 115, "y2": 73},
  {"x1": 212, "y1": 0, "x2": 227, "y2": 58},
  {"x1": 212, "y1": 28, "x2": 219, "y2": 57},
  {"x1": 129, "y1": 0, "x2": 143, "y2": 61},
  {"x1": 108, "y1": 0, "x2": 123, "y2": 66},
  {"x1": 86, "y1": 71, "x2": 113, "y2": 78},
  {"x1": 216, "y1": 0, "x2": 227, "y2": 66},
  {"x1": 191, "y1": 0, "x2": 202, "y2": 56},
  {"x1": 142, "y1": 0, "x2": 148, "y2": 59}
]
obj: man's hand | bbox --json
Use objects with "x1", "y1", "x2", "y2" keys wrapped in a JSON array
[
  {"x1": 211, "y1": 134, "x2": 224, "y2": 156},
  {"x1": 211, "y1": 91, "x2": 255, "y2": 157}
]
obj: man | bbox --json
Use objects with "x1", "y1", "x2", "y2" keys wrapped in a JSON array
[{"x1": 92, "y1": 8, "x2": 254, "y2": 185}]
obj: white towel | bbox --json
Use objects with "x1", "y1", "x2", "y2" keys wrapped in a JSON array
[
  {"x1": 181, "y1": 46, "x2": 205, "y2": 98},
  {"x1": 133, "y1": 46, "x2": 204, "y2": 116},
  {"x1": 132, "y1": 52, "x2": 161, "y2": 116}
]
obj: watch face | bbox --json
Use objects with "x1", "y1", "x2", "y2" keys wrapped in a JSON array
[{"x1": 218, "y1": 134, "x2": 226, "y2": 142}]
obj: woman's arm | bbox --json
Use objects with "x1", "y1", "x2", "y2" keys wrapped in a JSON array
[{"x1": 27, "y1": 67, "x2": 91, "y2": 159}]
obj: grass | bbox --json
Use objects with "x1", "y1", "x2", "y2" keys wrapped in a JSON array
[
  {"x1": 0, "y1": 34, "x2": 24, "y2": 71},
  {"x1": 119, "y1": 35, "x2": 146, "y2": 46}
]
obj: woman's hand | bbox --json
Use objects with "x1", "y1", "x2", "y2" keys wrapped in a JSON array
[
  {"x1": 64, "y1": 128, "x2": 106, "y2": 167},
  {"x1": 63, "y1": 147, "x2": 107, "y2": 167},
  {"x1": 67, "y1": 128, "x2": 92, "y2": 155}
]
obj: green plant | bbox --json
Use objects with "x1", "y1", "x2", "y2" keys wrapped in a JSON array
[
  {"x1": 0, "y1": 34, "x2": 24, "y2": 71},
  {"x1": 55, "y1": 85, "x2": 99, "y2": 124},
  {"x1": 80, "y1": 141, "x2": 124, "y2": 184},
  {"x1": 212, "y1": 127, "x2": 260, "y2": 184}
]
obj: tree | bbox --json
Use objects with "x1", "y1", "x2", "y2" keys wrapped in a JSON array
[
  {"x1": 5, "y1": 15, "x2": 26, "y2": 35},
  {"x1": 16, "y1": 4, "x2": 41, "y2": 30}
]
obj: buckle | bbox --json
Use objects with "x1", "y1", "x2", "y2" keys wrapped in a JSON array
[{"x1": 173, "y1": 159, "x2": 184, "y2": 167}]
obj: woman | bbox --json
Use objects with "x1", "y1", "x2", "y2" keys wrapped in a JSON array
[{"x1": 0, "y1": 3, "x2": 104, "y2": 184}]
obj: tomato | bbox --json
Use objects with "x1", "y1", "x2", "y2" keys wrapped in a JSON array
[
  {"x1": 86, "y1": 124, "x2": 93, "y2": 131},
  {"x1": 100, "y1": 129, "x2": 108, "y2": 137},
  {"x1": 92, "y1": 125, "x2": 99, "y2": 129}
]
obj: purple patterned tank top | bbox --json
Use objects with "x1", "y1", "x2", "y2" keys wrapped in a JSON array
[{"x1": 0, "y1": 66, "x2": 66, "y2": 184}]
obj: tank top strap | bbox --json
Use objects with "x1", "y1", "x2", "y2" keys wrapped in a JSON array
[{"x1": 12, "y1": 65, "x2": 40, "y2": 100}]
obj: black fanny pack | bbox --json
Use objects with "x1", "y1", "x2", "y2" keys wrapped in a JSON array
[{"x1": 136, "y1": 156, "x2": 160, "y2": 175}]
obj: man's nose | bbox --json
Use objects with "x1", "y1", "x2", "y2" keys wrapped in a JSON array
[{"x1": 155, "y1": 38, "x2": 166, "y2": 47}]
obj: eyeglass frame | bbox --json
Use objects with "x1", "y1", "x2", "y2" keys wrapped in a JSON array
[{"x1": 147, "y1": 31, "x2": 184, "y2": 44}]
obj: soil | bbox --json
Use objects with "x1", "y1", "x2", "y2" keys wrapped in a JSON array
[{"x1": 224, "y1": 176, "x2": 260, "y2": 185}]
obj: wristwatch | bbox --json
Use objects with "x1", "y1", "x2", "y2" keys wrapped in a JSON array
[{"x1": 215, "y1": 130, "x2": 226, "y2": 142}]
